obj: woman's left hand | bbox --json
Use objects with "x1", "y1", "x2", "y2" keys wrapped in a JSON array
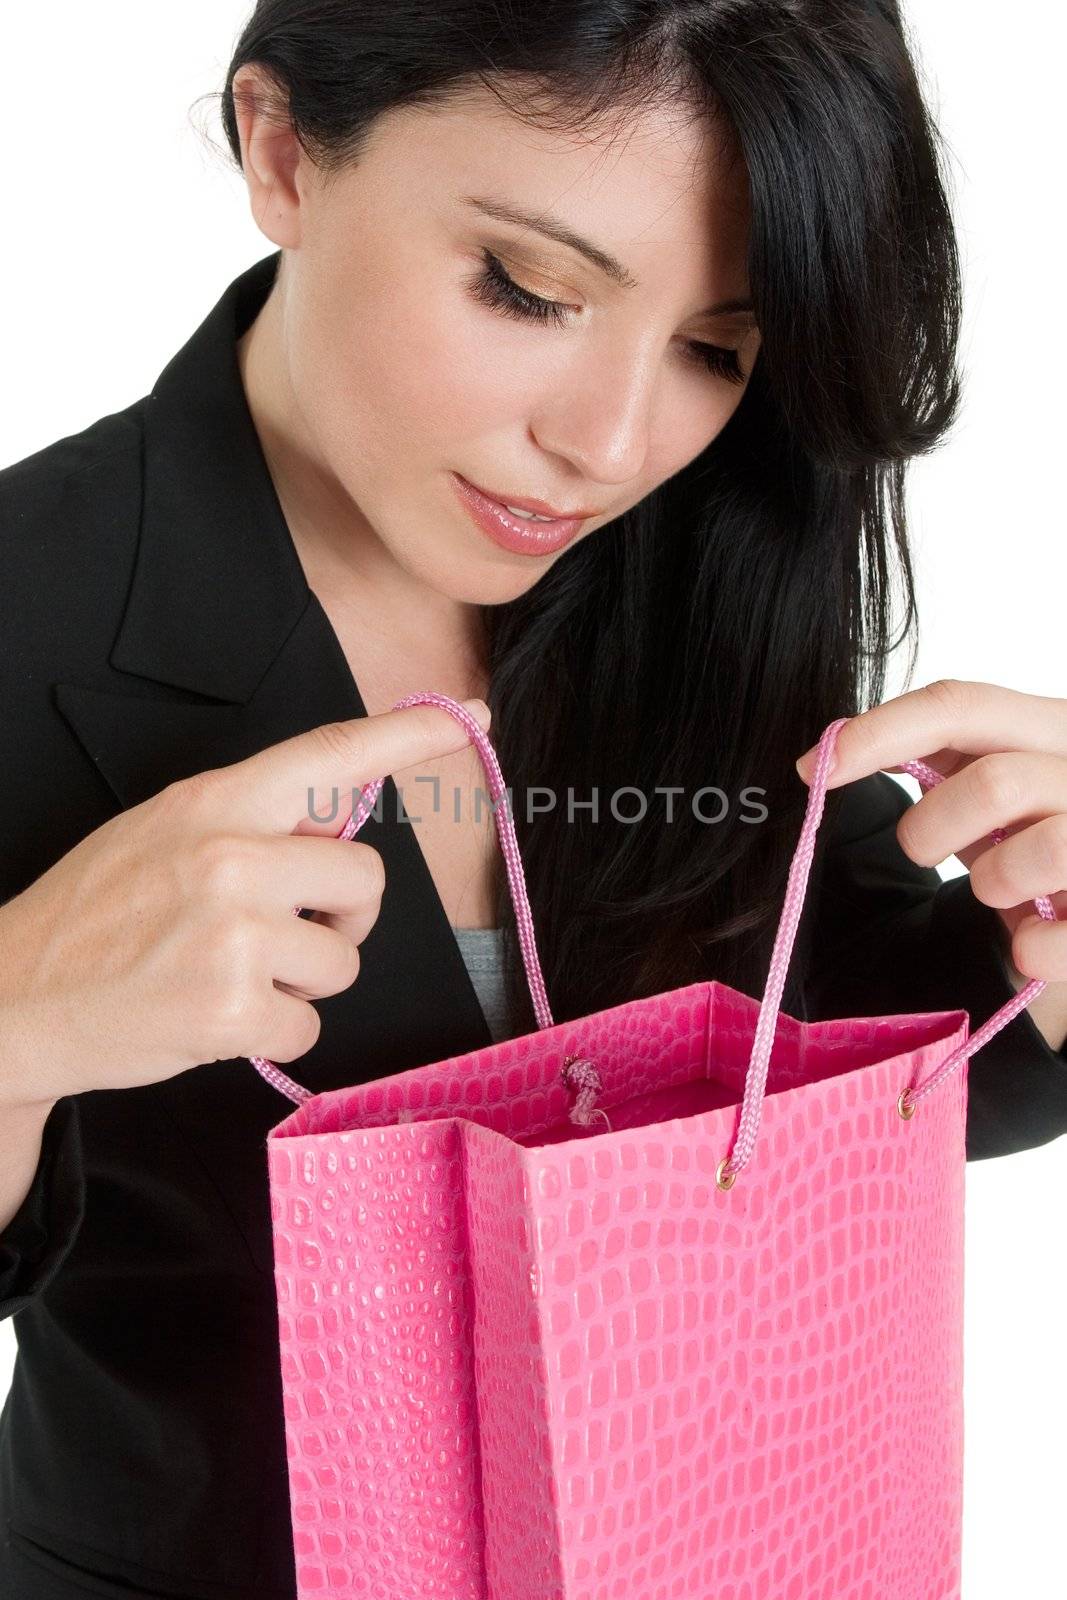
[{"x1": 794, "y1": 679, "x2": 1067, "y2": 1050}]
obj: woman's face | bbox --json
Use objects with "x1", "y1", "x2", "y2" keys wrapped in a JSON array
[{"x1": 235, "y1": 74, "x2": 760, "y2": 607}]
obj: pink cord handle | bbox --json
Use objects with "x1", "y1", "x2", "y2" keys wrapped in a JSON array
[
  {"x1": 249, "y1": 704, "x2": 1057, "y2": 1156},
  {"x1": 717, "y1": 717, "x2": 1058, "y2": 1181},
  {"x1": 248, "y1": 693, "x2": 552, "y2": 1105}
]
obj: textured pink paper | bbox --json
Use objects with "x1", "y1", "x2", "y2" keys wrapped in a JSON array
[{"x1": 266, "y1": 979, "x2": 968, "y2": 1599}]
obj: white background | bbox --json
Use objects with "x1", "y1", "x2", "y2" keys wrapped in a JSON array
[{"x1": 1, "y1": 3, "x2": 1064, "y2": 1592}]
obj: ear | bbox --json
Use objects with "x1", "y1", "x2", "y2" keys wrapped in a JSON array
[{"x1": 230, "y1": 62, "x2": 305, "y2": 251}]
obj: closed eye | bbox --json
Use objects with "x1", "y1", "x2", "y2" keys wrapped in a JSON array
[{"x1": 465, "y1": 249, "x2": 747, "y2": 386}]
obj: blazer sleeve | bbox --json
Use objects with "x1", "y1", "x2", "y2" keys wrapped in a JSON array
[
  {"x1": 0, "y1": 1094, "x2": 86, "y2": 1322},
  {"x1": 802, "y1": 771, "x2": 1067, "y2": 1163}
]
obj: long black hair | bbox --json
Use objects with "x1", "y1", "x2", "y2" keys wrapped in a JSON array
[{"x1": 211, "y1": 1, "x2": 962, "y2": 1036}]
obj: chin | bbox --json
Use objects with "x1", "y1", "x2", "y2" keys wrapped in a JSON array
[{"x1": 392, "y1": 537, "x2": 561, "y2": 607}]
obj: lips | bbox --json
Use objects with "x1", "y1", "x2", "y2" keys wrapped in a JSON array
[
  {"x1": 451, "y1": 472, "x2": 587, "y2": 557},
  {"x1": 464, "y1": 479, "x2": 593, "y2": 520}
]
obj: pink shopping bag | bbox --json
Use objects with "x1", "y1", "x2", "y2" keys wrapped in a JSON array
[{"x1": 248, "y1": 696, "x2": 1055, "y2": 1600}]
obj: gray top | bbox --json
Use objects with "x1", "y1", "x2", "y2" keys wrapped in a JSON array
[{"x1": 451, "y1": 924, "x2": 510, "y2": 1043}]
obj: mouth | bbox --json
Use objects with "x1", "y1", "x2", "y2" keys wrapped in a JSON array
[
  {"x1": 451, "y1": 472, "x2": 590, "y2": 557},
  {"x1": 461, "y1": 479, "x2": 595, "y2": 520}
]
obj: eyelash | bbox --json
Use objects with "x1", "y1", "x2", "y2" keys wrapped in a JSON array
[{"x1": 466, "y1": 249, "x2": 746, "y2": 385}]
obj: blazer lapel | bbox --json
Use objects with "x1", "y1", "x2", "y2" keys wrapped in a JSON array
[{"x1": 53, "y1": 251, "x2": 492, "y2": 1272}]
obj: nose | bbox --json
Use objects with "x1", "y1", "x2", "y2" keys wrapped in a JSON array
[{"x1": 529, "y1": 341, "x2": 657, "y2": 489}]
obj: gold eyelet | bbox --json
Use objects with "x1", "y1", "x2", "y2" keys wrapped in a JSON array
[
  {"x1": 716, "y1": 1156, "x2": 737, "y2": 1190},
  {"x1": 897, "y1": 1087, "x2": 916, "y2": 1119}
]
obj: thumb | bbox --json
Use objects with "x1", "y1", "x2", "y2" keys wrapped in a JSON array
[{"x1": 198, "y1": 695, "x2": 491, "y2": 835}]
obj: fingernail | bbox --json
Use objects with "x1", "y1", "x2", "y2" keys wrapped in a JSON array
[
  {"x1": 460, "y1": 697, "x2": 491, "y2": 729},
  {"x1": 796, "y1": 748, "x2": 838, "y2": 784}
]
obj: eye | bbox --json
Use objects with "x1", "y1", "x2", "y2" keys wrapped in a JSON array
[
  {"x1": 678, "y1": 340, "x2": 745, "y2": 385},
  {"x1": 466, "y1": 250, "x2": 748, "y2": 385},
  {"x1": 466, "y1": 249, "x2": 573, "y2": 327}
]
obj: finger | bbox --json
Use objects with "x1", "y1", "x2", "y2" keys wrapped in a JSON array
[
  {"x1": 797, "y1": 680, "x2": 1067, "y2": 789},
  {"x1": 895, "y1": 751, "x2": 1067, "y2": 867},
  {"x1": 1010, "y1": 915, "x2": 1067, "y2": 984},
  {"x1": 210, "y1": 833, "x2": 386, "y2": 922},
  {"x1": 987, "y1": 889, "x2": 1067, "y2": 944},
  {"x1": 968, "y1": 813, "x2": 1067, "y2": 908},
  {"x1": 302, "y1": 905, "x2": 380, "y2": 948},
  {"x1": 263, "y1": 908, "x2": 362, "y2": 1000},
  {"x1": 881, "y1": 747, "x2": 969, "y2": 782},
  {"x1": 253, "y1": 987, "x2": 323, "y2": 1064},
  {"x1": 193, "y1": 697, "x2": 491, "y2": 833}
]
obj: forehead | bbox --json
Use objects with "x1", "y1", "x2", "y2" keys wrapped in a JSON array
[{"x1": 361, "y1": 79, "x2": 750, "y2": 246}]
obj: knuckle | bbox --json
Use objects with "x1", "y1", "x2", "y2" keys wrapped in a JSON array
[
  {"x1": 313, "y1": 719, "x2": 366, "y2": 769},
  {"x1": 336, "y1": 936, "x2": 361, "y2": 987},
  {"x1": 162, "y1": 768, "x2": 220, "y2": 817},
  {"x1": 296, "y1": 1003, "x2": 323, "y2": 1055},
  {"x1": 314, "y1": 927, "x2": 361, "y2": 994},
  {"x1": 1039, "y1": 815, "x2": 1067, "y2": 880},
  {"x1": 352, "y1": 842, "x2": 386, "y2": 901},
  {"x1": 894, "y1": 806, "x2": 927, "y2": 864},
  {"x1": 290, "y1": 1003, "x2": 323, "y2": 1061},
  {"x1": 970, "y1": 754, "x2": 1021, "y2": 818},
  {"x1": 923, "y1": 678, "x2": 974, "y2": 722},
  {"x1": 1008, "y1": 922, "x2": 1043, "y2": 981},
  {"x1": 193, "y1": 833, "x2": 257, "y2": 901},
  {"x1": 968, "y1": 847, "x2": 1007, "y2": 904},
  {"x1": 266, "y1": 1003, "x2": 321, "y2": 1064}
]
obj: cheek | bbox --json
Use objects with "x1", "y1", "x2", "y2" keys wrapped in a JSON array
[
  {"x1": 295, "y1": 265, "x2": 527, "y2": 464},
  {"x1": 649, "y1": 379, "x2": 750, "y2": 486}
]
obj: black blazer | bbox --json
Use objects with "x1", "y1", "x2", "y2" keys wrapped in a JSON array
[{"x1": 2, "y1": 250, "x2": 1065, "y2": 1600}]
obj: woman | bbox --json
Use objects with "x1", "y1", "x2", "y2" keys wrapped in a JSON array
[{"x1": 1, "y1": 2, "x2": 1065, "y2": 1595}]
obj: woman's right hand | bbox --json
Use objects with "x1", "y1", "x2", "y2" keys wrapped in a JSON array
[{"x1": 0, "y1": 698, "x2": 490, "y2": 1110}]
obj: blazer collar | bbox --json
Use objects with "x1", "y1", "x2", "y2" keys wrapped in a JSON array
[
  {"x1": 55, "y1": 251, "x2": 494, "y2": 1131},
  {"x1": 114, "y1": 248, "x2": 311, "y2": 705},
  {"x1": 53, "y1": 249, "x2": 372, "y2": 811}
]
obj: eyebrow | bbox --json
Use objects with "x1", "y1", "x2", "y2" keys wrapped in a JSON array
[{"x1": 460, "y1": 192, "x2": 755, "y2": 321}]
